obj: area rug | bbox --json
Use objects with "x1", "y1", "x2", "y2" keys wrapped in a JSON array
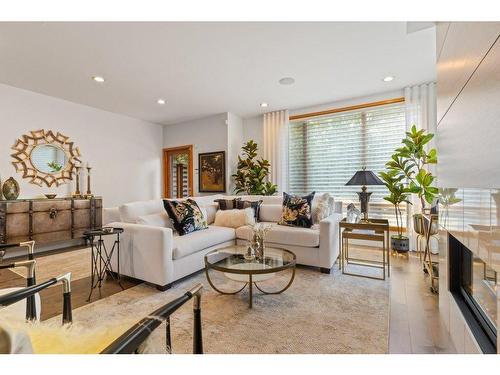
[
  {"x1": 10, "y1": 248, "x2": 91, "y2": 284},
  {"x1": 50, "y1": 261, "x2": 390, "y2": 354}
]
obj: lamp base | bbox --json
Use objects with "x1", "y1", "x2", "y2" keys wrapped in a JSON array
[{"x1": 356, "y1": 190, "x2": 372, "y2": 221}]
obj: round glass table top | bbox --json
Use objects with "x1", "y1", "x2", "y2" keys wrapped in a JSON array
[{"x1": 204, "y1": 245, "x2": 296, "y2": 274}]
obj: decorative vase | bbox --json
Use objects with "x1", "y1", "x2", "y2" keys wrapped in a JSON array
[
  {"x1": 391, "y1": 235, "x2": 410, "y2": 252},
  {"x1": 2, "y1": 177, "x2": 20, "y2": 200},
  {"x1": 253, "y1": 234, "x2": 265, "y2": 260}
]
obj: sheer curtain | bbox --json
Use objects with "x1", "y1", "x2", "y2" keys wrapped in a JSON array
[
  {"x1": 404, "y1": 83, "x2": 437, "y2": 250},
  {"x1": 263, "y1": 110, "x2": 289, "y2": 193}
]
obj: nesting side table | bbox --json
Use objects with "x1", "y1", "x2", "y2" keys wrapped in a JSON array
[{"x1": 339, "y1": 218, "x2": 390, "y2": 280}]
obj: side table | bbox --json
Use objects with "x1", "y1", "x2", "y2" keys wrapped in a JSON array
[
  {"x1": 84, "y1": 227, "x2": 124, "y2": 301},
  {"x1": 339, "y1": 218, "x2": 390, "y2": 280}
]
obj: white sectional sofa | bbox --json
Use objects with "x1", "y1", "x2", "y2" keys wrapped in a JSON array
[{"x1": 104, "y1": 194, "x2": 343, "y2": 290}]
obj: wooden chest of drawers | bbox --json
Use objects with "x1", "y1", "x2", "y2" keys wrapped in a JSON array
[{"x1": 0, "y1": 197, "x2": 102, "y2": 245}]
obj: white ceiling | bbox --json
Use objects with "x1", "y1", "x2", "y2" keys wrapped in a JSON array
[{"x1": 0, "y1": 22, "x2": 436, "y2": 125}]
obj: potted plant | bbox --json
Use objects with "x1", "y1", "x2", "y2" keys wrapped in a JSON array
[
  {"x1": 232, "y1": 140, "x2": 278, "y2": 195},
  {"x1": 386, "y1": 125, "x2": 438, "y2": 213},
  {"x1": 379, "y1": 170, "x2": 412, "y2": 252},
  {"x1": 382, "y1": 125, "x2": 438, "y2": 251}
]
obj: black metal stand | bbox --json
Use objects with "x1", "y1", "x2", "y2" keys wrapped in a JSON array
[{"x1": 84, "y1": 228, "x2": 124, "y2": 302}]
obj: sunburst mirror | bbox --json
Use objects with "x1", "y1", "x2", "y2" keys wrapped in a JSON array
[{"x1": 11, "y1": 129, "x2": 82, "y2": 187}]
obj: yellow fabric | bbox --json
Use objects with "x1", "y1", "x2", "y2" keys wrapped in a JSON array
[{"x1": 0, "y1": 318, "x2": 137, "y2": 354}]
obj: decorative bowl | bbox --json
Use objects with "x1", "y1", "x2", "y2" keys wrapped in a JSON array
[
  {"x1": 102, "y1": 227, "x2": 114, "y2": 234},
  {"x1": 45, "y1": 194, "x2": 57, "y2": 199}
]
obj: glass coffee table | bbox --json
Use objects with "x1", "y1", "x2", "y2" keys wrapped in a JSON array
[{"x1": 204, "y1": 245, "x2": 296, "y2": 308}]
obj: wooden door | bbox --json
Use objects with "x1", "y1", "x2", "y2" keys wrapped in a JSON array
[{"x1": 163, "y1": 145, "x2": 194, "y2": 198}]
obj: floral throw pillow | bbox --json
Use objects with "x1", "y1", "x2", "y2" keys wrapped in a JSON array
[
  {"x1": 163, "y1": 199, "x2": 208, "y2": 236},
  {"x1": 278, "y1": 192, "x2": 315, "y2": 228}
]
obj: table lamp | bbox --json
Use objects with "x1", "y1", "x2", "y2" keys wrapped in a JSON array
[{"x1": 345, "y1": 167, "x2": 384, "y2": 222}]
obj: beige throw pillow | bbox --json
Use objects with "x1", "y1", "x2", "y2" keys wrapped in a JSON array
[{"x1": 214, "y1": 208, "x2": 255, "y2": 228}]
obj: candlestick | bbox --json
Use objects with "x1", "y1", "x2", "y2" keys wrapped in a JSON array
[
  {"x1": 72, "y1": 164, "x2": 82, "y2": 198},
  {"x1": 84, "y1": 164, "x2": 93, "y2": 199}
]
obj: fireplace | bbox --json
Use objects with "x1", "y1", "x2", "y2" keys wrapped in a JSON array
[{"x1": 449, "y1": 234, "x2": 497, "y2": 353}]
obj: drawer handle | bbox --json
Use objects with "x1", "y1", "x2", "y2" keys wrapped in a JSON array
[{"x1": 49, "y1": 208, "x2": 58, "y2": 219}]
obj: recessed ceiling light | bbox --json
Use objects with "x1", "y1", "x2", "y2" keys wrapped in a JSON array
[
  {"x1": 260, "y1": 102, "x2": 268, "y2": 108},
  {"x1": 279, "y1": 77, "x2": 295, "y2": 85},
  {"x1": 157, "y1": 99, "x2": 166, "y2": 105},
  {"x1": 383, "y1": 76, "x2": 394, "y2": 82},
  {"x1": 92, "y1": 76, "x2": 105, "y2": 83}
]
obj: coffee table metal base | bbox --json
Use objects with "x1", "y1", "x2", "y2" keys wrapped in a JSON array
[{"x1": 204, "y1": 268, "x2": 295, "y2": 308}]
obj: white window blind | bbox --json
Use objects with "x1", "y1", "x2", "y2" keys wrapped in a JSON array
[{"x1": 288, "y1": 102, "x2": 406, "y2": 226}]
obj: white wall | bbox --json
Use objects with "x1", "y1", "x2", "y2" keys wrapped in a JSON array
[
  {"x1": 242, "y1": 115, "x2": 264, "y2": 157},
  {"x1": 0, "y1": 84, "x2": 163, "y2": 207},
  {"x1": 226, "y1": 112, "x2": 244, "y2": 193},
  {"x1": 163, "y1": 113, "x2": 228, "y2": 195}
]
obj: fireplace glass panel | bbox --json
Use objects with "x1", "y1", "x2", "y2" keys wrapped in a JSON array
[{"x1": 461, "y1": 252, "x2": 497, "y2": 331}]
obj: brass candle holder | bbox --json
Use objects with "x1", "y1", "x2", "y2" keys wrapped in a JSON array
[
  {"x1": 84, "y1": 164, "x2": 93, "y2": 199},
  {"x1": 72, "y1": 164, "x2": 82, "y2": 198}
]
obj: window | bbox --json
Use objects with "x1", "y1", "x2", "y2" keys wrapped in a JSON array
[{"x1": 288, "y1": 102, "x2": 406, "y2": 225}]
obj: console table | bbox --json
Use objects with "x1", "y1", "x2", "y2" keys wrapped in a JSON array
[{"x1": 0, "y1": 197, "x2": 102, "y2": 245}]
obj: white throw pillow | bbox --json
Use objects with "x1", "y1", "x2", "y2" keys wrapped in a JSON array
[
  {"x1": 202, "y1": 203, "x2": 218, "y2": 225},
  {"x1": 214, "y1": 208, "x2": 255, "y2": 228},
  {"x1": 313, "y1": 193, "x2": 334, "y2": 223}
]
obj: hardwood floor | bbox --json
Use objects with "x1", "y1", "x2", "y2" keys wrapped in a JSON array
[
  {"x1": 0, "y1": 248, "x2": 139, "y2": 321},
  {"x1": 389, "y1": 252, "x2": 455, "y2": 353},
  {"x1": 0, "y1": 246, "x2": 455, "y2": 353}
]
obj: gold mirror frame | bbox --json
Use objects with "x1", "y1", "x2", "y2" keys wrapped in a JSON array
[{"x1": 11, "y1": 129, "x2": 81, "y2": 187}]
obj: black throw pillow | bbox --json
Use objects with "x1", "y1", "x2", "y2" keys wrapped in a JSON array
[
  {"x1": 278, "y1": 192, "x2": 315, "y2": 228},
  {"x1": 163, "y1": 199, "x2": 208, "y2": 236},
  {"x1": 214, "y1": 198, "x2": 241, "y2": 210}
]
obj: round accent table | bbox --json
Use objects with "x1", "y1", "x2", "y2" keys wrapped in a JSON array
[{"x1": 204, "y1": 245, "x2": 296, "y2": 308}]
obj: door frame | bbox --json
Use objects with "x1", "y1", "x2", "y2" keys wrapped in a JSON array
[{"x1": 163, "y1": 145, "x2": 194, "y2": 198}]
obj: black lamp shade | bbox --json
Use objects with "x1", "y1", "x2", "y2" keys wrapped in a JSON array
[{"x1": 345, "y1": 170, "x2": 384, "y2": 186}]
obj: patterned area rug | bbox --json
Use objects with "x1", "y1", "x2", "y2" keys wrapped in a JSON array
[{"x1": 50, "y1": 259, "x2": 390, "y2": 354}]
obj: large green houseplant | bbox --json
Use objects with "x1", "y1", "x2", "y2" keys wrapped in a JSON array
[
  {"x1": 381, "y1": 125, "x2": 438, "y2": 251},
  {"x1": 385, "y1": 125, "x2": 438, "y2": 212},
  {"x1": 232, "y1": 140, "x2": 278, "y2": 195}
]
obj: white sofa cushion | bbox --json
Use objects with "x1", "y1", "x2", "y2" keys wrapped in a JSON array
[
  {"x1": 119, "y1": 200, "x2": 164, "y2": 223},
  {"x1": 214, "y1": 208, "x2": 255, "y2": 228},
  {"x1": 172, "y1": 225, "x2": 236, "y2": 259},
  {"x1": 190, "y1": 194, "x2": 224, "y2": 207},
  {"x1": 136, "y1": 212, "x2": 173, "y2": 229},
  {"x1": 236, "y1": 222, "x2": 320, "y2": 248},
  {"x1": 259, "y1": 204, "x2": 283, "y2": 222},
  {"x1": 261, "y1": 196, "x2": 282, "y2": 204}
]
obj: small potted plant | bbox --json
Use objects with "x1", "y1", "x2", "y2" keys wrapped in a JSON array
[{"x1": 379, "y1": 170, "x2": 412, "y2": 252}]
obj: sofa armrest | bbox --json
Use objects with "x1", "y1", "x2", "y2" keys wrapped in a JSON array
[
  {"x1": 105, "y1": 222, "x2": 175, "y2": 286},
  {"x1": 319, "y1": 213, "x2": 343, "y2": 269}
]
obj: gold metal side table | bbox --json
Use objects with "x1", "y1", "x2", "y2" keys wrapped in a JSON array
[{"x1": 339, "y1": 218, "x2": 390, "y2": 280}]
